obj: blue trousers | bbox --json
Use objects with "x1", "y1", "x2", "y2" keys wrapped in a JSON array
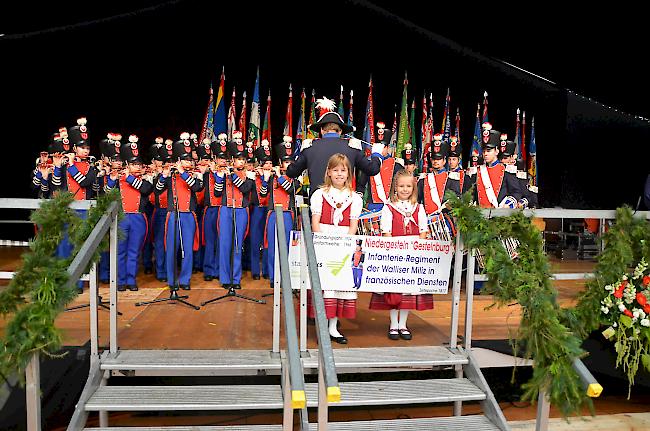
[
  {"x1": 56, "y1": 209, "x2": 87, "y2": 289},
  {"x1": 99, "y1": 251, "x2": 110, "y2": 282},
  {"x1": 202, "y1": 206, "x2": 220, "y2": 277},
  {"x1": 265, "y1": 210, "x2": 293, "y2": 282},
  {"x1": 218, "y1": 206, "x2": 248, "y2": 285},
  {"x1": 142, "y1": 204, "x2": 154, "y2": 270},
  {"x1": 352, "y1": 267, "x2": 363, "y2": 289},
  {"x1": 165, "y1": 211, "x2": 196, "y2": 287},
  {"x1": 118, "y1": 213, "x2": 148, "y2": 286},
  {"x1": 249, "y1": 206, "x2": 268, "y2": 277},
  {"x1": 152, "y1": 208, "x2": 168, "y2": 279},
  {"x1": 193, "y1": 206, "x2": 204, "y2": 270}
]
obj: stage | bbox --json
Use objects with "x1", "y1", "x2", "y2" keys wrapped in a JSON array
[{"x1": 3, "y1": 247, "x2": 650, "y2": 429}]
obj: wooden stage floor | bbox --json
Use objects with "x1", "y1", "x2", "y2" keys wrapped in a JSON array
[{"x1": 3, "y1": 247, "x2": 650, "y2": 428}]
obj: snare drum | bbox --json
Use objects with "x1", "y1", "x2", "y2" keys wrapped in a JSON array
[
  {"x1": 357, "y1": 209, "x2": 383, "y2": 236},
  {"x1": 427, "y1": 211, "x2": 457, "y2": 242},
  {"x1": 475, "y1": 236, "x2": 520, "y2": 269}
]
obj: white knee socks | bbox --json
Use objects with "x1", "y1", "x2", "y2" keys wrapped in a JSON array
[{"x1": 328, "y1": 317, "x2": 343, "y2": 338}]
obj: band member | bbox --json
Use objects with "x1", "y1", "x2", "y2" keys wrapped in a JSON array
[
  {"x1": 50, "y1": 118, "x2": 98, "y2": 292},
  {"x1": 105, "y1": 135, "x2": 153, "y2": 291},
  {"x1": 498, "y1": 138, "x2": 534, "y2": 208},
  {"x1": 400, "y1": 141, "x2": 418, "y2": 177},
  {"x1": 251, "y1": 148, "x2": 273, "y2": 280},
  {"x1": 358, "y1": 123, "x2": 399, "y2": 212},
  {"x1": 202, "y1": 148, "x2": 228, "y2": 281},
  {"x1": 156, "y1": 132, "x2": 206, "y2": 291},
  {"x1": 418, "y1": 135, "x2": 452, "y2": 215},
  {"x1": 263, "y1": 146, "x2": 297, "y2": 287},
  {"x1": 473, "y1": 123, "x2": 523, "y2": 208},
  {"x1": 215, "y1": 149, "x2": 253, "y2": 289},
  {"x1": 149, "y1": 140, "x2": 169, "y2": 282}
]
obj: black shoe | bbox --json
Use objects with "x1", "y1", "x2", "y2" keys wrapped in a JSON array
[
  {"x1": 128, "y1": 285, "x2": 139, "y2": 292},
  {"x1": 192, "y1": 268, "x2": 199, "y2": 274},
  {"x1": 388, "y1": 328, "x2": 400, "y2": 340},
  {"x1": 398, "y1": 328, "x2": 412, "y2": 341},
  {"x1": 180, "y1": 284, "x2": 191, "y2": 290},
  {"x1": 262, "y1": 274, "x2": 270, "y2": 279},
  {"x1": 117, "y1": 285, "x2": 126, "y2": 292},
  {"x1": 144, "y1": 268, "x2": 153, "y2": 275},
  {"x1": 100, "y1": 279, "x2": 109, "y2": 285},
  {"x1": 222, "y1": 283, "x2": 231, "y2": 289},
  {"x1": 269, "y1": 281, "x2": 274, "y2": 289},
  {"x1": 156, "y1": 277, "x2": 167, "y2": 283},
  {"x1": 231, "y1": 284, "x2": 241, "y2": 290},
  {"x1": 330, "y1": 334, "x2": 348, "y2": 345},
  {"x1": 252, "y1": 275, "x2": 260, "y2": 280},
  {"x1": 77, "y1": 287, "x2": 84, "y2": 294},
  {"x1": 204, "y1": 275, "x2": 214, "y2": 281},
  {"x1": 307, "y1": 317, "x2": 315, "y2": 325}
]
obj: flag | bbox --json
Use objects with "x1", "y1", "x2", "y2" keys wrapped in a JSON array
[
  {"x1": 239, "y1": 91, "x2": 247, "y2": 139},
  {"x1": 442, "y1": 88, "x2": 451, "y2": 141},
  {"x1": 481, "y1": 91, "x2": 489, "y2": 124},
  {"x1": 470, "y1": 103, "x2": 482, "y2": 166},
  {"x1": 213, "y1": 67, "x2": 227, "y2": 136},
  {"x1": 390, "y1": 106, "x2": 397, "y2": 149},
  {"x1": 198, "y1": 84, "x2": 215, "y2": 145},
  {"x1": 519, "y1": 111, "x2": 527, "y2": 167},
  {"x1": 422, "y1": 93, "x2": 433, "y2": 172},
  {"x1": 283, "y1": 84, "x2": 293, "y2": 138},
  {"x1": 307, "y1": 89, "x2": 317, "y2": 139},
  {"x1": 347, "y1": 89, "x2": 354, "y2": 131},
  {"x1": 262, "y1": 90, "x2": 272, "y2": 143},
  {"x1": 248, "y1": 67, "x2": 261, "y2": 148},
  {"x1": 295, "y1": 88, "x2": 306, "y2": 157},
  {"x1": 227, "y1": 87, "x2": 237, "y2": 140},
  {"x1": 514, "y1": 108, "x2": 521, "y2": 160},
  {"x1": 395, "y1": 73, "x2": 410, "y2": 156},
  {"x1": 409, "y1": 98, "x2": 416, "y2": 154},
  {"x1": 362, "y1": 77, "x2": 375, "y2": 150},
  {"x1": 338, "y1": 85, "x2": 345, "y2": 119},
  {"x1": 528, "y1": 116, "x2": 537, "y2": 189},
  {"x1": 454, "y1": 107, "x2": 462, "y2": 166}
]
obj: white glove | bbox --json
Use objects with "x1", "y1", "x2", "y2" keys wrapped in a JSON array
[
  {"x1": 371, "y1": 143, "x2": 385, "y2": 155},
  {"x1": 418, "y1": 173, "x2": 426, "y2": 179},
  {"x1": 467, "y1": 166, "x2": 477, "y2": 175}
]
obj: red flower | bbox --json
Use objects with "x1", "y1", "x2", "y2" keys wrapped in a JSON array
[
  {"x1": 613, "y1": 287, "x2": 624, "y2": 299},
  {"x1": 623, "y1": 309, "x2": 634, "y2": 318},
  {"x1": 643, "y1": 276, "x2": 650, "y2": 286},
  {"x1": 637, "y1": 292, "x2": 649, "y2": 307},
  {"x1": 644, "y1": 304, "x2": 650, "y2": 314}
]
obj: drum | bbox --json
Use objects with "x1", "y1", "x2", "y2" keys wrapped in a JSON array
[
  {"x1": 357, "y1": 209, "x2": 382, "y2": 236},
  {"x1": 475, "y1": 237, "x2": 520, "y2": 269},
  {"x1": 427, "y1": 211, "x2": 457, "y2": 242}
]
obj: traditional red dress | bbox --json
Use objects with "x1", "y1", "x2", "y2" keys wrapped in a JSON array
[
  {"x1": 369, "y1": 200, "x2": 434, "y2": 311},
  {"x1": 308, "y1": 186, "x2": 363, "y2": 319}
]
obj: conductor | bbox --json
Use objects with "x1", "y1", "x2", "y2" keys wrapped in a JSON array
[{"x1": 286, "y1": 97, "x2": 384, "y2": 195}]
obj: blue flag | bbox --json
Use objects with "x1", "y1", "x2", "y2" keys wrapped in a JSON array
[{"x1": 469, "y1": 103, "x2": 482, "y2": 166}]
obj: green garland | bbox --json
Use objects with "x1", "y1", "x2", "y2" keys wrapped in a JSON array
[
  {"x1": 447, "y1": 191, "x2": 592, "y2": 417},
  {"x1": 0, "y1": 190, "x2": 121, "y2": 382},
  {"x1": 570, "y1": 206, "x2": 650, "y2": 395}
]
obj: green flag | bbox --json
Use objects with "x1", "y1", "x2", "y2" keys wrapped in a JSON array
[{"x1": 395, "y1": 74, "x2": 410, "y2": 157}]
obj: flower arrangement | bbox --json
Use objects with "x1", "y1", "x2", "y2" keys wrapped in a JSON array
[{"x1": 600, "y1": 257, "x2": 650, "y2": 397}]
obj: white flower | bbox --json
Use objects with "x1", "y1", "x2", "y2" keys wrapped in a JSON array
[
  {"x1": 641, "y1": 319, "x2": 650, "y2": 327},
  {"x1": 603, "y1": 297, "x2": 614, "y2": 307},
  {"x1": 613, "y1": 322, "x2": 618, "y2": 327},
  {"x1": 639, "y1": 309, "x2": 647, "y2": 319},
  {"x1": 601, "y1": 306, "x2": 610, "y2": 314},
  {"x1": 635, "y1": 328, "x2": 641, "y2": 336},
  {"x1": 623, "y1": 275, "x2": 628, "y2": 280},
  {"x1": 619, "y1": 303, "x2": 627, "y2": 312}
]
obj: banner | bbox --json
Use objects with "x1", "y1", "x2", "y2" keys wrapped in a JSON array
[{"x1": 288, "y1": 232, "x2": 453, "y2": 294}]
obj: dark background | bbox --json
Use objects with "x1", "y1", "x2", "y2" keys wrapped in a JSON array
[{"x1": 2, "y1": 0, "x2": 649, "y2": 211}]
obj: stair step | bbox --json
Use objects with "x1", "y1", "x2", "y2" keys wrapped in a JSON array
[
  {"x1": 85, "y1": 427, "x2": 282, "y2": 430},
  {"x1": 303, "y1": 346, "x2": 467, "y2": 370},
  {"x1": 305, "y1": 378, "x2": 485, "y2": 407},
  {"x1": 85, "y1": 385, "x2": 283, "y2": 411},
  {"x1": 100, "y1": 350, "x2": 281, "y2": 374},
  {"x1": 307, "y1": 415, "x2": 501, "y2": 430}
]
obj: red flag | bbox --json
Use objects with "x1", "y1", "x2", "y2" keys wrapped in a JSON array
[
  {"x1": 227, "y1": 87, "x2": 237, "y2": 140},
  {"x1": 481, "y1": 91, "x2": 489, "y2": 124},
  {"x1": 239, "y1": 91, "x2": 247, "y2": 142},
  {"x1": 521, "y1": 111, "x2": 527, "y2": 166},
  {"x1": 283, "y1": 84, "x2": 293, "y2": 138},
  {"x1": 198, "y1": 84, "x2": 214, "y2": 145}
]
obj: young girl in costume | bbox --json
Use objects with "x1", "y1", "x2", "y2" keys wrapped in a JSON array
[
  {"x1": 310, "y1": 153, "x2": 363, "y2": 344},
  {"x1": 369, "y1": 169, "x2": 432, "y2": 340}
]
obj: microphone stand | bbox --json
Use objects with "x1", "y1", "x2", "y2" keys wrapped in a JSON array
[
  {"x1": 137, "y1": 168, "x2": 199, "y2": 310},
  {"x1": 202, "y1": 167, "x2": 265, "y2": 306}
]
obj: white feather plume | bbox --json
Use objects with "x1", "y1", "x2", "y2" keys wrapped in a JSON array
[{"x1": 315, "y1": 97, "x2": 336, "y2": 112}]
